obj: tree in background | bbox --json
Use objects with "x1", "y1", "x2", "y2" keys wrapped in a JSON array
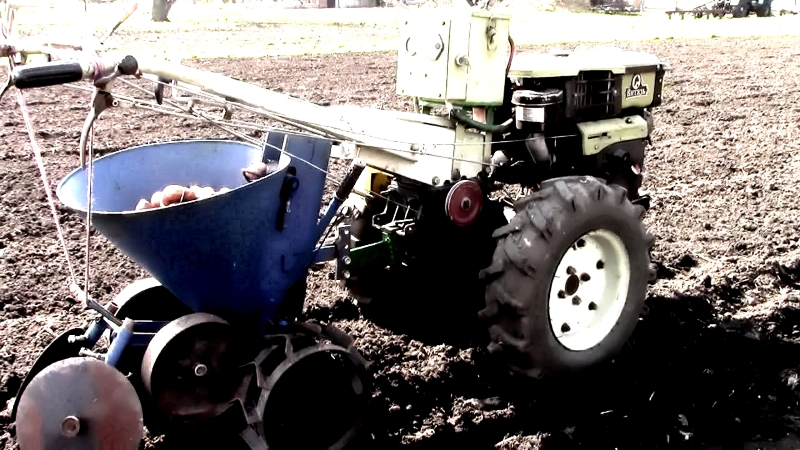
[{"x1": 152, "y1": 0, "x2": 176, "y2": 21}]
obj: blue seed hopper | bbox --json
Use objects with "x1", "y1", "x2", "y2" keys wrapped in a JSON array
[{"x1": 55, "y1": 134, "x2": 339, "y2": 332}]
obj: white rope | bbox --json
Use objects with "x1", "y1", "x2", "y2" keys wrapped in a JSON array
[
  {"x1": 83, "y1": 94, "x2": 96, "y2": 309},
  {"x1": 15, "y1": 89, "x2": 81, "y2": 291},
  {"x1": 4, "y1": 4, "x2": 87, "y2": 304}
]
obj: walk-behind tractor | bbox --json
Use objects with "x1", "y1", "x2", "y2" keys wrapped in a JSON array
[{"x1": 1, "y1": 5, "x2": 667, "y2": 449}]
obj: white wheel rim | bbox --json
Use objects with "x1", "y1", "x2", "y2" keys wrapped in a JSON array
[{"x1": 548, "y1": 229, "x2": 631, "y2": 352}]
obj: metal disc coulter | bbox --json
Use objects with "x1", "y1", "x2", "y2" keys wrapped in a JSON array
[{"x1": 15, "y1": 357, "x2": 144, "y2": 450}]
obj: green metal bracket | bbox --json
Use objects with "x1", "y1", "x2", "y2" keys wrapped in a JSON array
[{"x1": 347, "y1": 231, "x2": 399, "y2": 277}]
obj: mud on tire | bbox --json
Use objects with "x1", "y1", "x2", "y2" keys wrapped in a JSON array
[{"x1": 479, "y1": 176, "x2": 656, "y2": 379}]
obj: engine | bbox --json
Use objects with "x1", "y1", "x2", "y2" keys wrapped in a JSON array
[{"x1": 487, "y1": 60, "x2": 665, "y2": 204}]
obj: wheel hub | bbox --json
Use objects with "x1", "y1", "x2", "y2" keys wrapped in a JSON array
[
  {"x1": 445, "y1": 180, "x2": 483, "y2": 226},
  {"x1": 548, "y1": 229, "x2": 631, "y2": 351},
  {"x1": 564, "y1": 273, "x2": 580, "y2": 296},
  {"x1": 60, "y1": 415, "x2": 80, "y2": 438}
]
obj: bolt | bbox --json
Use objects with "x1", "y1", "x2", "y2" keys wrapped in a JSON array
[
  {"x1": 432, "y1": 176, "x2": 441, "y2": 186},
  {"x1": 588, "y1": 302, "x2": 598, "y2": 311},
  {"x1": 557, "y1": 290, "x2": 566, "y2": 299},
  {"x1": 577, "y1": 239, "x2": 586, "y2": 248},
  {"x1": 566, "y1": 266, "x2": 576, "y2": 275},
  {"x1": 343, "y1": 270, "x2": 351, "y2": 279},
  {"x1": 194, "y1": 364, "x2": 208, "y2": 377},
  {"x1": 580, "y1": 273, "x2": 591, "y2": 282},
  {"x1": 597, "y1": 260, "x2": 605, "y2": 269},
  {"x1": 572, "y1": 296, "x2": 582, "y2": 306},
  {"x1": 342, "y1": 256, "x2": 352, "y2": 265},
  {"x1": 61, "y1": 416, "x2": 80, "y2": 438},
  {"x1": 461, "y1": 198, "x2": 471, "y2": 210},
  {"x1": 561, "y1": 323, "x2": 571, "y2": 333}
]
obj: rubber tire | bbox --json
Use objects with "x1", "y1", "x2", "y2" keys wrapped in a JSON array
[
  {"x1": 732, "y1": 0, "x2": 749, "y2": 17},
  {"x1": 479, "y1": 176, "x2": 656, "y2": 379}
]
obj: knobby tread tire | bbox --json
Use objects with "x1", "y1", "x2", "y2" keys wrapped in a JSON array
[{"x1": 479, "y1": 176, "x2": 656, "y2": 379}]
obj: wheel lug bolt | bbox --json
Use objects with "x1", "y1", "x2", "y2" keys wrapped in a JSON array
[
  {"x1": 194, "y1": 364, "x2": 208, "y2": 376},
  {"x1": 572, "y1": 296, "x2": 581, "y2": 305},
  {"x1": 561, "y1": 323, "x2": 571, "y2": 332},
  {"x1": 588, "y1": 302, "x2": 597, "y2": 311},
  {"x1": 567, "y1": 266, "x2": 576, "y2": 275},
  {"x1": 580, "y1": 273, "x2": 591, "y2": 282},
  {"x1": 596, "y1": 260, "x2": 605, "y2": 269},
  {"x1": 558, "y1": 290, "x2": 566, "y2": 299}
]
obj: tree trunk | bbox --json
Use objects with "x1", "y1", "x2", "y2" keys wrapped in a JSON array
[{"x1": 152, "y1": 0, "x2": 174, "y2": 22}]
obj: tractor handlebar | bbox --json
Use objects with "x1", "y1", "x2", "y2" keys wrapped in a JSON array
[
  {"x1": 8, "y1": 54, "x2": 132, "y2": 90},
  {"x1": 3, "y1": 48, "x2": 426, "y2": 158},
  {"x1": 12, "y1": 61, "x2": 86, "y2": 89}
]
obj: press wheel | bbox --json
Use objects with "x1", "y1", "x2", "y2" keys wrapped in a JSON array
[{"x1": 141, "y1": 312, "x2": 247, "y2": 423}]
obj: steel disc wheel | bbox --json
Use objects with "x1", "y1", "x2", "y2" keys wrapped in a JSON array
[
  {"x1": 548, "y1": 229, "x2": 631, "y2": 352},
  {"x1": 141, "y1": 312, "x2": 247, "y2": 423},
  {"x1": 15, "y1": 357, "x2": 144, "y2": 450}
]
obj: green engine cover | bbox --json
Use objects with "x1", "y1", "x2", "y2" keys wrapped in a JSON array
[
  {"x1": 508, "y1": 48, "x2": 668, "y2": 110},
  {"x1": 578, "y1": 115, "x2": 650, "y2": 155}
]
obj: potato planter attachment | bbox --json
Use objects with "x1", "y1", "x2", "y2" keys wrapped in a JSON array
[{"x1": 11, "y1": 134, "x2": 371, "y2": 448}]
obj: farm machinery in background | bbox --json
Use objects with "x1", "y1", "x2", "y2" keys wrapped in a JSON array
[
  {"x1": 0, "y1": 4, "x2": 667, "y2": 449},
  {"x1": 665, "y1": 0, "x2": 775, "y2": 18},
  {"x1": 589, "y1": 0, "x2": 644, "y2": 14}
]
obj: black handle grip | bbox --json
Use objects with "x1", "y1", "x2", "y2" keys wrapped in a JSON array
[
  {"x1": 13, "y1": 62, "x2": 84, "y2": 89},
  {"x1": 335, "y1": 158, "x2": 366, "y2": 201}
]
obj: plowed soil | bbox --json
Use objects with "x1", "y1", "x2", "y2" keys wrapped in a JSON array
[{"x1": 3, "y1": 35, "x2": 800, "y2": 450}]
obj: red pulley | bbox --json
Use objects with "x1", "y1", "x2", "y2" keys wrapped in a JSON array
[{"x1": 445, "y1": 180, "x2": 484, "y2": 227}]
